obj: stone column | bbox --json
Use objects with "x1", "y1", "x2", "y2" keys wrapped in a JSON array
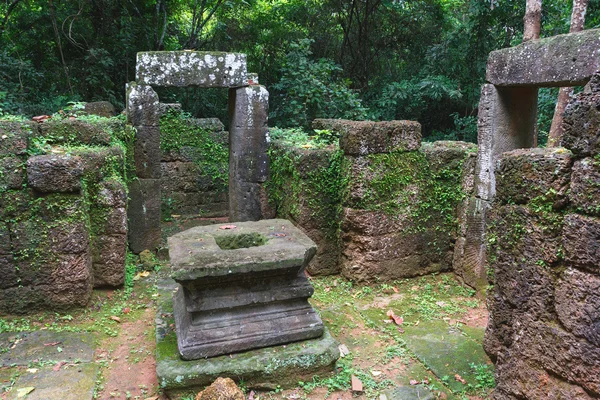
[
  {"x1": 228, "y1": 85, "x2": 269, "y2": 222},
  {"x1": 126, "y1": 82, "x2": 162, "y2": 253},
  {"x1": 456, "y1": 84, "x2": 538, "y2": 290}
]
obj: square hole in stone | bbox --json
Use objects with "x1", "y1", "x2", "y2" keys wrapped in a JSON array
[{"x1": 214, "y1": 232, "x2": 268, "y2": 250}]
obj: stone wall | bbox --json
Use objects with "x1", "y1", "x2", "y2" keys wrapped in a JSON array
[
  {"x1": 485, "y1": 75, "x2": 600, "y2": 399},
  {"x1": 267, "y1": 120, "x2": 476, "y2": 281},
  {"x1": 160, "y1": 112, "x2": 229, "y2": 219},
  {"x1": 0, "y1": 117, "x2": 132, "y2": 313}
]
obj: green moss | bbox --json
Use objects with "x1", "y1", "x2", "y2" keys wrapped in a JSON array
[{"x1": 159, "y1": 109, "x2": 228, "y2": 189}]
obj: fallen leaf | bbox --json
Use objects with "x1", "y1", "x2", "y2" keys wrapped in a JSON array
[
  {"x1": 171, "y1": 214, "x2": 181, "y2": 218},
  {"x1": 351, "y1": 375, "x2": 363, "y2": 392},
  {"x1": 338, "y1": 344, "x2": 350, "y2": 358},
  {"x1": 53, "y1": 361, "x2": 67, "y2": 371},
  {"x1": 324, "y1": 287, "x2": 331, "y2": 292},
  {"x1": 110, "y1": 316, "x2": 121, "y2": 323},
  {"x1": 422, "y1": 378, "x2": 429, "y2": 384},
  {"x1": 455, "y1": 374, "x2": 467, "y2": 384},
  {"x1": 392, "y1": 286, "x2": 399, "y2": 293},
  {"x1": 371, "y1": 370, "x2": 382, "y2": 376},
  {"x1": 56, "y1": 346, "x2": 63, "y2": 353},
  {"x1": 386, "y1": 309, "x2": 404, "y2": 326},
  {"x1": 26, "y1": 368, "x2": 38, "y2": 374},
  {"x1": 219, "y1": 225, "x2": 237, "y2": 230},
  {"x1": 32, "y1": 115, "x2": 51, "y2": 123},
  {"x1": 143, "y1": 397, "x2": 159, "y2": 400},
  {"x1": 439, "y1": 393, "x2": 448, "y2": 400},
  {"x1": 122, "y1": 307, "x2": 131, "y2": 314},
  {"x1": 43, "y1": 342, "x2": 61, "y2": 347},
  {"x1": 436, "y1": 301, "x2": 447, "y2": 307},
  {"x1": 273, "y1": 232, "x2": 287, "y2": 237},
  {"x1": 409, "y1": 379, "x2": 419, "y2": 385},
  {"x1": 16, "y1": 387, "x2": 35, "y2": 398},
  {"x1": 247, "y1": 390, "x2": 255, "y2": 400}
]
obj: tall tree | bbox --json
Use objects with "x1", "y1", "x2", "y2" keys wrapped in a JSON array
[
  {"x1": 547, "y1": 0, "x2": 589, "y2": 147},
  {"x1": 523, "y1": 0, "x2": 542, "y2": 41}
]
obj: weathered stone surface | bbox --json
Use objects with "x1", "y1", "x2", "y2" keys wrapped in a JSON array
[
  {"x1": 382, "y1": 386, "x2": 435, "y2": 400},
  {"x1": 75, "y1": 146, "x2": 125, "y2": 181},
  {"x1": 92, "y1": 234, "x2": 126, "y2": 287},
  {"x1": 495, "y1": 147, "x2": 572, "y2": 206},
  {"x1": 402, "y1": 320, "x2": 492, "y2": 393},
  {"x1": 126, "y1": 82, "x2": 160, "y2": 126},
  {"x1": 163, "y1": 191, "x2": 228, "y2": 217},
  {"x1": 0, "y1": 254, "x2": 18, "y2": 289},
  {"x1": 48, "y1": 222, "x2": 89, "y2": 254},
  {"x1": 7, "y1": 362, "x2": 99, "y2": 400},
  {"x1": 27, "y1": 154, "x2": 83, "y2": 193},
  {"x1": 195, "y1": 377, "x2": 244, "y2": 400},
  {"x1": 487, "y1": 205, "x2": 561, "y2": 320},
  {"x1": 156, "y1": 279, "x2": 339, "y2": 395},
  {"x1": 561, "y1": 81, "x2": 600, "y2": 157},
  {"x1": 0, "y1": 121, "x2": 32, "y2": 157},
  {"x1": 0, "y1": 331, "x2": 96, "y2": 366},
  {"x1": 136, "y1": 51, "x2": 247, "y2": 87},
  {"x1": 453, "y1": 197, "x2": 490, "y2": 291},
  {"x1": 486, "y1": 28, "x2": 600, "y2": 87},
  {"x1": 0, "y1": 156, "x2": 25, "y2": 190},
  {"x1": 96, "y1": 179, "x2": 127, "y2": 208},
  {"x1": 83, "y1": 101, "x2": 116, "y2": 117},
  {"x1": 228, "y1": 181, "x2": 263, "y2": 222},
  {"x1": 422, "y1": 140, "x2": 477, "y2": 174},
  {"x1": 474, "y1": 85, "x2": 538, "y2": 201},
  {"x1": 134, "y1": 125, "x2": 161, "y2": 179},
  {"x1": 570, "y1": 158, "x2": 600, "y2": 216},
  {"x1": 493, "y1": 356, "x2": 596, "y2": 400},
  {"x1": 95, "y1": 207, "x2": 127, "y2": 235},
  {"x1": 0, "y1": 285, "x2": 46, "y2": 314},
  {"x1": 128, "y1": 179, "x2": 161, "y2": 253},
  {"x1": 555, "y1": 268, "x2": 600, "y2": 347},
  {"x1": 39, "y1": 119, "x2": 112, "y2": 146},
  {"x1": 0, "y1": 189, "x2": 34, "y2": 220},
  {"x1": 313, "y1": 119, "x2": 421, "y2": 155},
  {"x1": 563, "y1": 213, "x2": 600, "y2": 273},
  {"x1": 169, "y1": 220, "x2": 323, "y2": 359},
  {"x1": 484, "y1": 291, "x2": 514, "y2": 359}
]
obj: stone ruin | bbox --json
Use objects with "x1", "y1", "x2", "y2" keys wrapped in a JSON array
[
  {"x1": 168, "y1": 219, "x2": 324, "y2": 360},
  {"x1": 126, "y1": 51, "x2": 269, "y2": 253},
  {"x1": 470, "y1": 28, "x2": 600, "y2": 398}
]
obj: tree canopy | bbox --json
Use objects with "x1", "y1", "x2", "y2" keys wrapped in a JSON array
[{"x1": 1, "y1": 0, "x2": 599, "y2": 140}]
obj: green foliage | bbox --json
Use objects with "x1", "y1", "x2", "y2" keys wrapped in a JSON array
[
  {"x1": 159, "y1": 109, "x2": 228, "y2": 188},
  {"x1": 271, "y1": 39, "x2": 368, "y2": 129}
]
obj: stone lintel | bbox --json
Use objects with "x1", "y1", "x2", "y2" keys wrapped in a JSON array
[
  {"x1": 136, "y1": 51, "x2": 247, "y2": 87},
  {"x1": 487, "y1": 28, "x2": 600, "y2": 87}
]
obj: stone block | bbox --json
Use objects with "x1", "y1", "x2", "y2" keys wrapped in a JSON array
[
  {"x1": 421, "y1": 141, "x2": 477, "y2": 177},
  {"x1": 563, "y1": 213, "x2": 600, "y2": 273},
  {"x1": 570, "y1": 158, "x2": 600, "y2": 216},
  {"x1": 126, "y1": 82, "x2": 160, "y2": 126},
  {"x1": 156, "y1": 279, "x2": 339, "y2": 395},
  {"x1": 47, "y1": 252, "x2": 93, "y2": 290},
  {"x1": 47, "y1": 222, "x2": 89, "y2": 254},
  {"x1": 75, "y1": 146, "x2": 125, "y2": 182},
  {"x1": 561, "y1": 86, "x2": 600, "y2": 157},
  {"x1": 342, "y1": 208, "x2": 403, "y2": 237},
  {"x1": 39, "y1": 119, "x2": 112, "y2": 146},
  {"x1": 514, "y1": 320, "x2": 600, "y2": 396},
  {"x1": 96, "y1": 179, "x2": 127, "y2": 208},
  {"x1": 453, "y1": 197, "x2": 490, "y2": 291},
  {"x1": 83, "y1": 101, "x2": 116, "y2": 117},
  {"x1": 313, "y1": 119, "x2": 421, "y2": 155},
  {"x1": 94, "y1": 207, "x2": 127, "y2": 235},
  {"x1": 473, "y1": 85, "x2": 538, "y2": 201},
  {"x1": 484, "y1": 292, "x2": 514, "y2": 359},
  {"x1": 160, "y1": 161, "x2": 202, "y2": 193},
  {"x1": 134, "y1": 125, "x2": 161, "y2": 179},
  {"x1": 0, "y1": 189, "x2": 34, "y2": 220},
  {"x1": 486, "y1": 28, "x2": 600, "y2": 87},
  {"x1": 0, "y1": 156, "x2": 25, "y2": 190},
  {"x1": 27, "y1": 154, "x2": 83, "y2": 193},
  {"x1": 228, "y1": 180, "x2": 262, "y2": 222},
  {"x1": 127, "y1": 178, "x2": 161, "y2": 253},
  {"x1": 493, "y1": 356, "x2": 595, "y2": 400},
  {"x1": 0, "y1": 223, "x2": 10, "y2": 255},
  {"x1": 495, "y1": 147, "x2": 572, "y2": 206},
  {"x1": 487, "y1": 205, "x2": 561, "y2": 320},
  {"x1": 92, "y1": 234, "x2": 126, "y2": 287},
  {"x1": 0, "y1": 255, "x2": 18, "y2": 289},
  {"x1": 0, "y1": 121, "x2": 32, "y2": 157},
  {"x1": 556, "y1": 267, "x2": 600, "y2": 347},
  {"x1": 136, "y1": 51, "x2": 247, "y2": 87},
  {"x1": 0, "y1": 285, "x2": 46, "y2": 314},
  {"x1": 229, "y1": 85, "x2": 268, "y2": 128}
]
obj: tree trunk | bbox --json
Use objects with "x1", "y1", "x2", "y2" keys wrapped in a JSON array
[
  {"x1": 547, "y1": 0, "x2": 589, "y2": 147},
  {"x1": 523, "y1": 0, "x2": 542, "y2": 42}
]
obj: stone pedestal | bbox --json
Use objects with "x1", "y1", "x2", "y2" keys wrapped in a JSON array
[{"x1": 168, "y1": 219, "x2": 324, "y2": 360}]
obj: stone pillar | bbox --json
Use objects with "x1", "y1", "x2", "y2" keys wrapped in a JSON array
[
  {"x1": 228, "y1": 85, "x2": 269, "y2": 222},
  {"x1": 457, "y1": 84, "x2": 538, "y2": 290},
  {"x1": 126, "y1": 82, "x2": 162, "y2": 253}
]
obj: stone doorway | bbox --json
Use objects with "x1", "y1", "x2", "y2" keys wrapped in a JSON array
[{"x1": 125, "y1": 51, "x2": 269, "y2": 253}]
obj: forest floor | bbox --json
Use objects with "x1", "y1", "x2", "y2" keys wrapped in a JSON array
[{"x1": 0, "y1": 217, "x2": 494, "y2": 400}]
